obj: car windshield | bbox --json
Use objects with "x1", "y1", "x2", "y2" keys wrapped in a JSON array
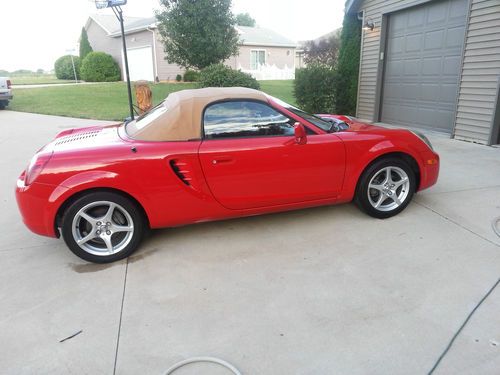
[{"x1": 268, "y1": 95, "x2": 333, "y2": 132}]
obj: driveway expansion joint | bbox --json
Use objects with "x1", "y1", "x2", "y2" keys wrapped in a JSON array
[{"x1": 414, "y1": 201, "x2": 500, "y2": 248}]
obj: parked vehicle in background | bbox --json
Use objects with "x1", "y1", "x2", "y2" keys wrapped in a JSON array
[{"x1": 0, "y1": 77, "x2": 13, "y2": 109}]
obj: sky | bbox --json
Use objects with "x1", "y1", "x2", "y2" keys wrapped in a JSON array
[{"x1": 0, "y1": 0, "x2": 346, "y2": 72}]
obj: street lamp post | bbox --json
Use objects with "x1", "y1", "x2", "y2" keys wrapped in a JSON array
[
  {"x1": 65, "y1": 49, "x2": 78, "y2": 84},
  {"x1": 94, "y1": 0, "x2": 134, "y2": 120}
]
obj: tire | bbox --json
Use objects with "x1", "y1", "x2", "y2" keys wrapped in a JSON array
[
  {"x1": 61, "y1": 191, "x2": 146, "y2": 263},
  {"x1": 0, "y1": 101, "x2": 6, "y2": 110},
  {"x1": 355, "y1": 157, "x2": 416, "y2": 219}
]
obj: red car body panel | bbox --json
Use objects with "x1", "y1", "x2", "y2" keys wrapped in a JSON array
[{"x1": 16, "y1": 101, "x2": 439, "y2": 239}]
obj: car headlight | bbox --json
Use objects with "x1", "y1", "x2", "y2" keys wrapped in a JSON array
[{"x1": 411, "y1": 131, "x2": 434, "y2": 151}]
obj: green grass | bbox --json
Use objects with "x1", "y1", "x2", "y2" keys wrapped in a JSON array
[
  {"x1": 259, "y1": 80, "x2": 296, "y2": 106},
  {"x1": 10, "y1": 75, "x2": 75, "y2": 85},
  {"x1": 8, "y1": 80, "x2": 295, "y2": 121}
]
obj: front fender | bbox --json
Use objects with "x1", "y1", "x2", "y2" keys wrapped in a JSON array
[{"x1": 337, "y1": 134, "x2": 428, "y2": 202}]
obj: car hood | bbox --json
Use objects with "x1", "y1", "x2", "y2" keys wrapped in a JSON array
[
  {"x1": 343, "y1": 121, "x2": 380, "y2": 132},
  {"x1": 51, "y1": 123, "x2": 124, "y2": 152},
  {"x1": 316, "y1": 114, "x2": 383, "y2": 133}
]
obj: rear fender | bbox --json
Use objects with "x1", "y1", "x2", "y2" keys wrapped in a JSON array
[{"x1": 49, "y1": 170, "x2": 152, "y2": 225}]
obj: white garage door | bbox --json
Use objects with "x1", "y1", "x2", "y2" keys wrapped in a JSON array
[
  {"x1": 125, "y1": 46, "x2": 154, "y2": 82},
  {"x1": 381, "y1": 0, "x2": 468, "y2": 132}
]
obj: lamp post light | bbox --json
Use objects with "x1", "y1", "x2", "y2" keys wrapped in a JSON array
[
  {"x1": 94, "y1": 0, "x2": 134, "y2": 120},
  {"x1": 65, "y1": 49, "x2": 79, "y2": 84}
]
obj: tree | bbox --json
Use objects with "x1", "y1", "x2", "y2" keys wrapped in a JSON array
[
  {"x1": 156, "y1": 0, "x2": 239, "y2": 69},
  {"x1": 303, "y1": 31, "x2": 340, "y2": 67},
  {"x1": 235, "y1": 12, "x2": 256, "y2": 27},
  {"x1": 79, "y1": 28, "x2": 93, "y2": 59},
  {"x1": 334, "y1": 11, "x2": 361, "y2": 115}
]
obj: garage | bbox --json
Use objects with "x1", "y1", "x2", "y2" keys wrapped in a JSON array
[
  {"x1": 380, "y1": 0, "x2": 468, "y2": 132},
  {"x1": 125, "y1": 46, "x2": 155, "y2": 82}
]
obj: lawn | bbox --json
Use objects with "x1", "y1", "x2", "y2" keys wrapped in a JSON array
[{"x1": 7, "y1": 80, "x2": 296, "y2": 121}]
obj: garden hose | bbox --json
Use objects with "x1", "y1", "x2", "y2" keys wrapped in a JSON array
[{"x1": 163, "y1": 356, "x2": 242, "y2": 375}]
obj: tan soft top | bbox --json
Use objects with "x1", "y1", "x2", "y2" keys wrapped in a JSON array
[{"x1": 127, "y1": 87, "x2": 269, "y2": 141}]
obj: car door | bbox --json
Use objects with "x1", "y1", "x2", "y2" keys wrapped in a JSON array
[{"x1": 198, "y1": 100, "x2": 346, "y2": 210}]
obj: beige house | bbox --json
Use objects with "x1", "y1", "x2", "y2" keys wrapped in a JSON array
[
  {"x1": 347, "y1": 0, "x2": 500, "y2": 145},
  {"x1": 84, "y1": 14, "x2": 297, "y2": 82}
]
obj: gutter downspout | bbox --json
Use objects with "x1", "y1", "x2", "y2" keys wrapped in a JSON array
[{"x1": 147, "y1": 25, "x2": 159, "y2": 82}]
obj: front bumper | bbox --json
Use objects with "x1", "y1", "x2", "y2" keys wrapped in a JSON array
[
  {"x1": 418, "y1": 150, "x2": 440, "y2": 191},
  {"x1": 15, "y1": 174, "x2": 59, "y2": 238}
]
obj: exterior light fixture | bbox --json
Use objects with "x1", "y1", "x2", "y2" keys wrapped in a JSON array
[{"x1": 363, "y1": 19, "x2": 375, "y2": 31}]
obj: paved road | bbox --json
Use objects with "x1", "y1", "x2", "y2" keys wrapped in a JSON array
[
  {"x1": 1, "y1": 110, "x2": 499, "y2": 374},
  {"x1": 12, "y1": 82, "x2": 102, "y2": 89}
]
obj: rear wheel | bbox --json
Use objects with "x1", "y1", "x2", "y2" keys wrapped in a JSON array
[
  {"x1": 61, "y1": 192, "x2": 146, "y2": 263},
  {"x1": 0, "y1": 101, "x2": 6, "y2": 110},
  {"x1": 355, "y1": 158, "x2": 416, "y2": 219}
]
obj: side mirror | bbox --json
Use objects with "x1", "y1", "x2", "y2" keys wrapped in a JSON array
[{"x1": 294, "y1": 122, "x2": 307, "y2": 145}]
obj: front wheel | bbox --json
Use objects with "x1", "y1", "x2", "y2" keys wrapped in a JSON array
[
  {"x1": 61, "y1": 191, "x2": 146, "y2": 263},
  {"x1": 355, "y1": 158, "x2": 416, "y2": 219}
]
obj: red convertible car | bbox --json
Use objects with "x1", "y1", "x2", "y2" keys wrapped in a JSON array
[{"x1": 16, "y1": 87, "x2": 439, "y2": 263}]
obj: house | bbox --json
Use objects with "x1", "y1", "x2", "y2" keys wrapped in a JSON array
[
  {"x1": 346, "y1": 0, "x2": 500, "y2": 145},
  {"x1": 84, "y1": 14, "x2": 297, "y2": 82}
]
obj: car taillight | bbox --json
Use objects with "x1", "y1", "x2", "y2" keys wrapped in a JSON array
[
  {"x1": 6, "y1": 80, "x2": 11, "y2": 89},
  {"x1": 25, "y1": 153, "x2": 51, "y2": 185}
]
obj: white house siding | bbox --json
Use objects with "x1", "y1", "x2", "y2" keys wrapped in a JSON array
[
  {"x1": 86, "y1": 20, "x2": 122, "y2": 75},
  {"x1": 453, "y1": 0, "x2": 500, "y2": 144},
  {"x1": 153, "y1": 32, "x2": 185, "y2": 81}
]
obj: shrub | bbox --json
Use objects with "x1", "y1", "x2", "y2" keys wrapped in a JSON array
[
  {"x1": 80, "y1": 52, "x2": 121, "y2": 82},
  {"x1": 335, "y1": 13, "x2": 362, "y2": 115},
  {"x1": 183, "y1": 69, "x2": 200, "y2": 82},
  {"x1": 54, "y1": 55, "x2": 81, "y2": 80},
  {"x1": 293, "y1": 64, "x2": 336, "y2": 113},
  {"x1": 199, "y1": 64, "x2": 260, "y2": 90},
  {"x1": 175, "y1": 74, "x2": 182, "y2": 82}
]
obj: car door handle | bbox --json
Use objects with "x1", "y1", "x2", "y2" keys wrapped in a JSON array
[{"x1": 212, "y1": 157, "x2": 233, "y2": 165}]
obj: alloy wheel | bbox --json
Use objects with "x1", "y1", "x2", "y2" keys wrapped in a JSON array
[
  {"x1": 71, "y1": 200, "x2": 134, "y2": 256},
  {"x1": 367, "y1": 166, "x2": 410, "y2": 212}
]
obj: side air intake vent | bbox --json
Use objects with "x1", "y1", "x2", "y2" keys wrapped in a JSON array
[{"x1": 169, "y1": 159, "x2": 192, "y2": 186}]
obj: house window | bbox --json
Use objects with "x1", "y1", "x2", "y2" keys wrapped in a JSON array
[{"x1": 250, "y1": 50, "x2": 266, "y2": 70}]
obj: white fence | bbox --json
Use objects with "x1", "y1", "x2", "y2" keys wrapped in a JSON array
[{"x1": 239, "y1": 64, "x2": 295, "y2": 80}]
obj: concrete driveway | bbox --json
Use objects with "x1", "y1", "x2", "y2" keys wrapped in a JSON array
[{"x1": 1, "y1": 110, "x2": 499, "y2": 375}]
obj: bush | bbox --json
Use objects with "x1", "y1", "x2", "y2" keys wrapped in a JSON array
[
  {"x1": 54, "y1": 55, "x2": 81, "y2": 80},
  {"x1": 293, "y1": 64, "x2": 336, "y2": 113},
  {"x1": 80, "y1": 52, "x2": 121, "y2": 82},
  {"x1": 175, "y1": 74, "x2": 182, "y2": 82},
  {"x1": 199, "y1": 64, "x2": 259, "y2": 89},
  {"x1": 335, "y1": 13, "x2": 362, "y2": 115},
  {"x1": 183, "y1": 69, "x2": 200, "y2": 82}
]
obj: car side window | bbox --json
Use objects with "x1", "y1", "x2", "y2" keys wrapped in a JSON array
[{"x1": 203, "y1": 101, "x2": 296, "y2": 139}]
